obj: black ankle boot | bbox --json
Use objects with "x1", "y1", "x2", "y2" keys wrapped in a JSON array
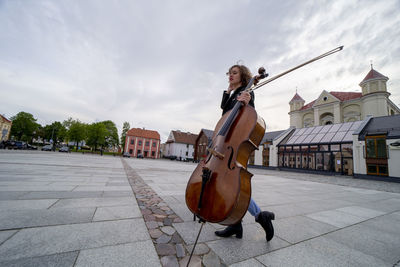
[
  {"x1": 215, "y1": 222, "x2": 243, "y2": 238},
  {"x1": 255, "y1": 211, "x2": 275, "y2": 241}
]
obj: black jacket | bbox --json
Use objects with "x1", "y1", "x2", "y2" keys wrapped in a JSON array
[{"x1": 220, "y1": 86, "x2": 255, "y2": 115}]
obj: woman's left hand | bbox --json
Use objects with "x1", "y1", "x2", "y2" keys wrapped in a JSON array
[{"x1": 237, "y1": 92, "x2": 251, "y2": 105}]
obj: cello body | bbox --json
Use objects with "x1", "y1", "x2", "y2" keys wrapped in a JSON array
[{"x1": 185, "y1": 104, "x2": 266, "y2": 225}]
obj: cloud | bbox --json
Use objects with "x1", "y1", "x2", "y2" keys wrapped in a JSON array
[{"x1": 1, "y1": 0, "x2": 399, "y2": 142}]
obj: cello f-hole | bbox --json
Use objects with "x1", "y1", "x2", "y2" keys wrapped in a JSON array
[{"x1": 227, "y1": 146, "x2": 235, "y2": 170}]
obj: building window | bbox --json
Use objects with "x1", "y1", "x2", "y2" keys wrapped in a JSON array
[
  {"x1": 365, "y1": 135, "x2": 388, "y2": 176},
  {"x1": 129, "y1": 149, "x2": 133, "y2": 154},
  {"x1": 366, "y1": 136, "x2": 387, "y2": 159},
  {"x1": 153, "y1": 142, "x2": 156, "y2": 147},
  {"x1": 138, "y1": 141, "x2": 142, "y2": 146},
  {"x1": 145, "y1": 141, "x2": 150, "y2": 146},
  {"x1": 152, "y1": 151, "x2": 155, "y2": 157},
  {"x1": 130, "y1": 140, "x2": 134, "y2": 145},
  {"x1": 138, "y1": 149, "x2": 141, "y2": 154},
  {"x1": 320, "y1": 113, "x2": 334, "y2": 125}
]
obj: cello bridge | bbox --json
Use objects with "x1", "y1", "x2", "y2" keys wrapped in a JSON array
[{"x1": 207, "y1": 148, "x2": 224, "y2": 159}]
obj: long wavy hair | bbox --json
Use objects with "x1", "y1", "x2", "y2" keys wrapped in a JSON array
[{"x1": 229, "y1": 65, "x2": 252, "y2": 87}]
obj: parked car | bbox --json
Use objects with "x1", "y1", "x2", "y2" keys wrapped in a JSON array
[
  {"x1": 13, "y1": 141, "x2": 27, "y2": 150},
  {"x1": 122, "y1": 152, "x2": 130, "y2": 158},
  {"x1": 41, "y1": 145, "x2": 53, "y2": 151},
  {"x1": 137, "y1": 154, "x2": 144, "y2": 158},
  {"x1": 26, "y1": 144, "x2": 38, "y2": 150},
  {"x1": 2, "y1": 140, "x2": 15, "y2": 149},
  {"x1": 59, "y1": 146, "x2": 69, "y2": 152}
]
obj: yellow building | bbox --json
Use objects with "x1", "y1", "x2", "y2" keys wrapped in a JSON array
[
  {"x1": 0, "y1": 114, "x2": 12, "y2": 141},
  {"x1": 289, "y1": 67, "x2": 400, "y2": 128}
]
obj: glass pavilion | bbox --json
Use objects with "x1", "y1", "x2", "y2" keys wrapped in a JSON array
[{"x1": 277, "y1": 121, "x2": 363, "y2": 175}]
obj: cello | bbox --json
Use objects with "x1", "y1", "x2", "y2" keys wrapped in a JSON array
[{"x1": 184, "y1": 46, "x2": 343, "y2": 265}]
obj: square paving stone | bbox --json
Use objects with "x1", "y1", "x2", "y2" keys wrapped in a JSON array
[
  {"x1": 256, "y1": 236, "x2": 389, "y2": 267},
  {"x1": 0, "y1": 251, "x2": 78, "y2": 267},
  {"x1": 0, "y1": 219, "x2": 150, "y2": 261},
  {"x1": 51, "y1": 197, "x2": 136, "y2": 208},
  {"x1": 102, "y1": 191, "x2": 134, "y2": 197},
  {"x1": 92, "y1": 205, "x2": 141, "y2": 221},
  {"x1": 19, "y1": 191, "x2": 103, "y2": 199},
  {"x1": 207, "y1": 224, "x2": 290, "y2": 265},
  {"x1": 296, "y1": 199, "x2": 355, "y2": 214},
  {"x1": 0, "y1": 191, "x2": 29, "y2": 200},
  {"x1": 386, "y1": 210, "x2": 400, "y2": 221},
  {"x1": 306, "y1": 209, "x2": 366, "y2": 228},
  {"x1": 336, "y1": 206, "x2": 386, "y2": 219},
  {"x1": 173, "y1": 221, "x2": 219, "y2": 245},
  {"x1": 261, "y1": 203, "x2": 308, "y2": 219},
  {"x1": 0, "y1": 230, "x2": 17, "y2": 245},
  {"x1": 169, "y1": 204, "x2": 193, "y2": 222},
  {"x1": 75, "y1": 240, "x2": 160, "y2": 267},
  {"x1": 274, "y1": 215, "x2": 338, "y2": 244},
  {"x1": 0, "y1": 185, "x2": 76, "y2": 192},
  {"x1": 328, "y1": 215, "x2": 400, "y2": 264},
  {"x1": 359, "y1": 198, "x2": 400, "y2": 213},
  {"x1": 0, "y1": 207, "x2": 95, "y2": 230},
  {"x1": 0, "y1": 199, "x2": 58, "y2": 211},
  {"x1": 73, "y1": 185, "x2": 132, "y2": 191},
  {"x1": 229, "y1": 258, "x2": 266, "y2": 267}
]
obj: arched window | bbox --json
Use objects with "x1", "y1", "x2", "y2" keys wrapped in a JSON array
[
  {"x1": 303, "y1": 118, "x2": 314, "y2": 127},
  {"x1": 320, "y1": 113, "x2": 334, "y2": 125}
]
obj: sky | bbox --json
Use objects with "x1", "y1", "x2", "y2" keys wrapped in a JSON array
[{"x1": 1, "y1": 0, "x2": 399, "y2": 142}]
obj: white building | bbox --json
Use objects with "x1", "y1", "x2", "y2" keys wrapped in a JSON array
[{"x1": 164, "y1": 130, "x2": 198, "y2": 161}]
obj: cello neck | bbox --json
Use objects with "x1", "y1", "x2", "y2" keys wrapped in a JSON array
[{"x1": 217, "y1": 101, "x2": 243, "y2": 137}]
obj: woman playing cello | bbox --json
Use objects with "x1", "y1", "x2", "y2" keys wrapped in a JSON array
[{"x1": 215, "y1": 64, "x2": 275, "y2": 241}]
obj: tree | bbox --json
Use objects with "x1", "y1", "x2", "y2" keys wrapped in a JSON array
[
  {"x1": 86, "y1": 122, "x2": 108, "y2": 152},
  {"x1": 62, "y1": 117, "x2": 74, "y2": 131},
  {"x1": 120, "y1": 122, "x2": 130, "y2": 153},
  {"x1": 101, "y1": 120, "x2": 119, "y2": 150},
  {"x1": 68, "y1": 120, "x2": 86, "y2": 151},
  {"x1": 10, "y1": 112, "x2": 39, "y2": 142},
  {"x1": 43, "y1": 122, "x2": 67, "y2": 149},
  {"x1": 35, "y1": 125, "x2": 45, "y2": 145}
]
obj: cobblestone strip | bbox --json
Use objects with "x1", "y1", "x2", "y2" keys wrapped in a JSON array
[{"x1": 121, "y1": 159, "x2": 205, "y2": 267}]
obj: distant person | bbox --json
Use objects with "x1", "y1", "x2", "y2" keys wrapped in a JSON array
[{"x1": 214, "y1": 64, "x2": 275, "y2": 241}]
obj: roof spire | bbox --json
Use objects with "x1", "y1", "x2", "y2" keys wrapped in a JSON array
[{"x1": 370, "y1": 60, "x2": 373, "y2": 70}]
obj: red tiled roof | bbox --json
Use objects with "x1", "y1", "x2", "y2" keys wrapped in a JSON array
[
  {"x1": 300, "y1": 100, "x2": 316, "y2": 110},
  {"x1": 299, "y1": 92, "x2": 362, "y2": 111},
  {"x1": 330, "y1": 91, "x2": 362, "y2": 101},
  {"x1": 168, "y1": 131, "x2": 198, "y2": 145},
  {"x1": 0, "y1": 114, "x2": 11, "y2": 123},
  {"x1": 360, "y1": 69, "x2": 388, "y2": 84},
  {"x1": 127, "y1": 128, "x2": 160, "y2": 140},
  {"x1": 289, "y1": 93, "x2": 305, "y2": 103}
]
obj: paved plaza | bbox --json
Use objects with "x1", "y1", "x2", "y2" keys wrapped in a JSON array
[{"x1": 0, "y1": 150, "x2": 399, "y2": 266}]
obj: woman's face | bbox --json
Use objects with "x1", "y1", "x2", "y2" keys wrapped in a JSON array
[{"x1": 228, "y1": 67, "x2": 241, "y2": 87}]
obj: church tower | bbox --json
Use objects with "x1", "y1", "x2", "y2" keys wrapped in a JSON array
[
  {"x1": 359, "y1": 66, "x2": 391, "y2": 118},
  {"x1": 359, "y1": 66, "x2": 389, "y2": 95},
  {"x1": 289, "y1": 92, "x2": 305, "y2": 128},
  {"x1": 289, "y1": 92, "x2": 305, "y2": 112}
]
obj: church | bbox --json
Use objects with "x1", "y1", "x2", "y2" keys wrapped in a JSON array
[{"x1": 288, "y1": 67, "x2": 400, "y2": 128}]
